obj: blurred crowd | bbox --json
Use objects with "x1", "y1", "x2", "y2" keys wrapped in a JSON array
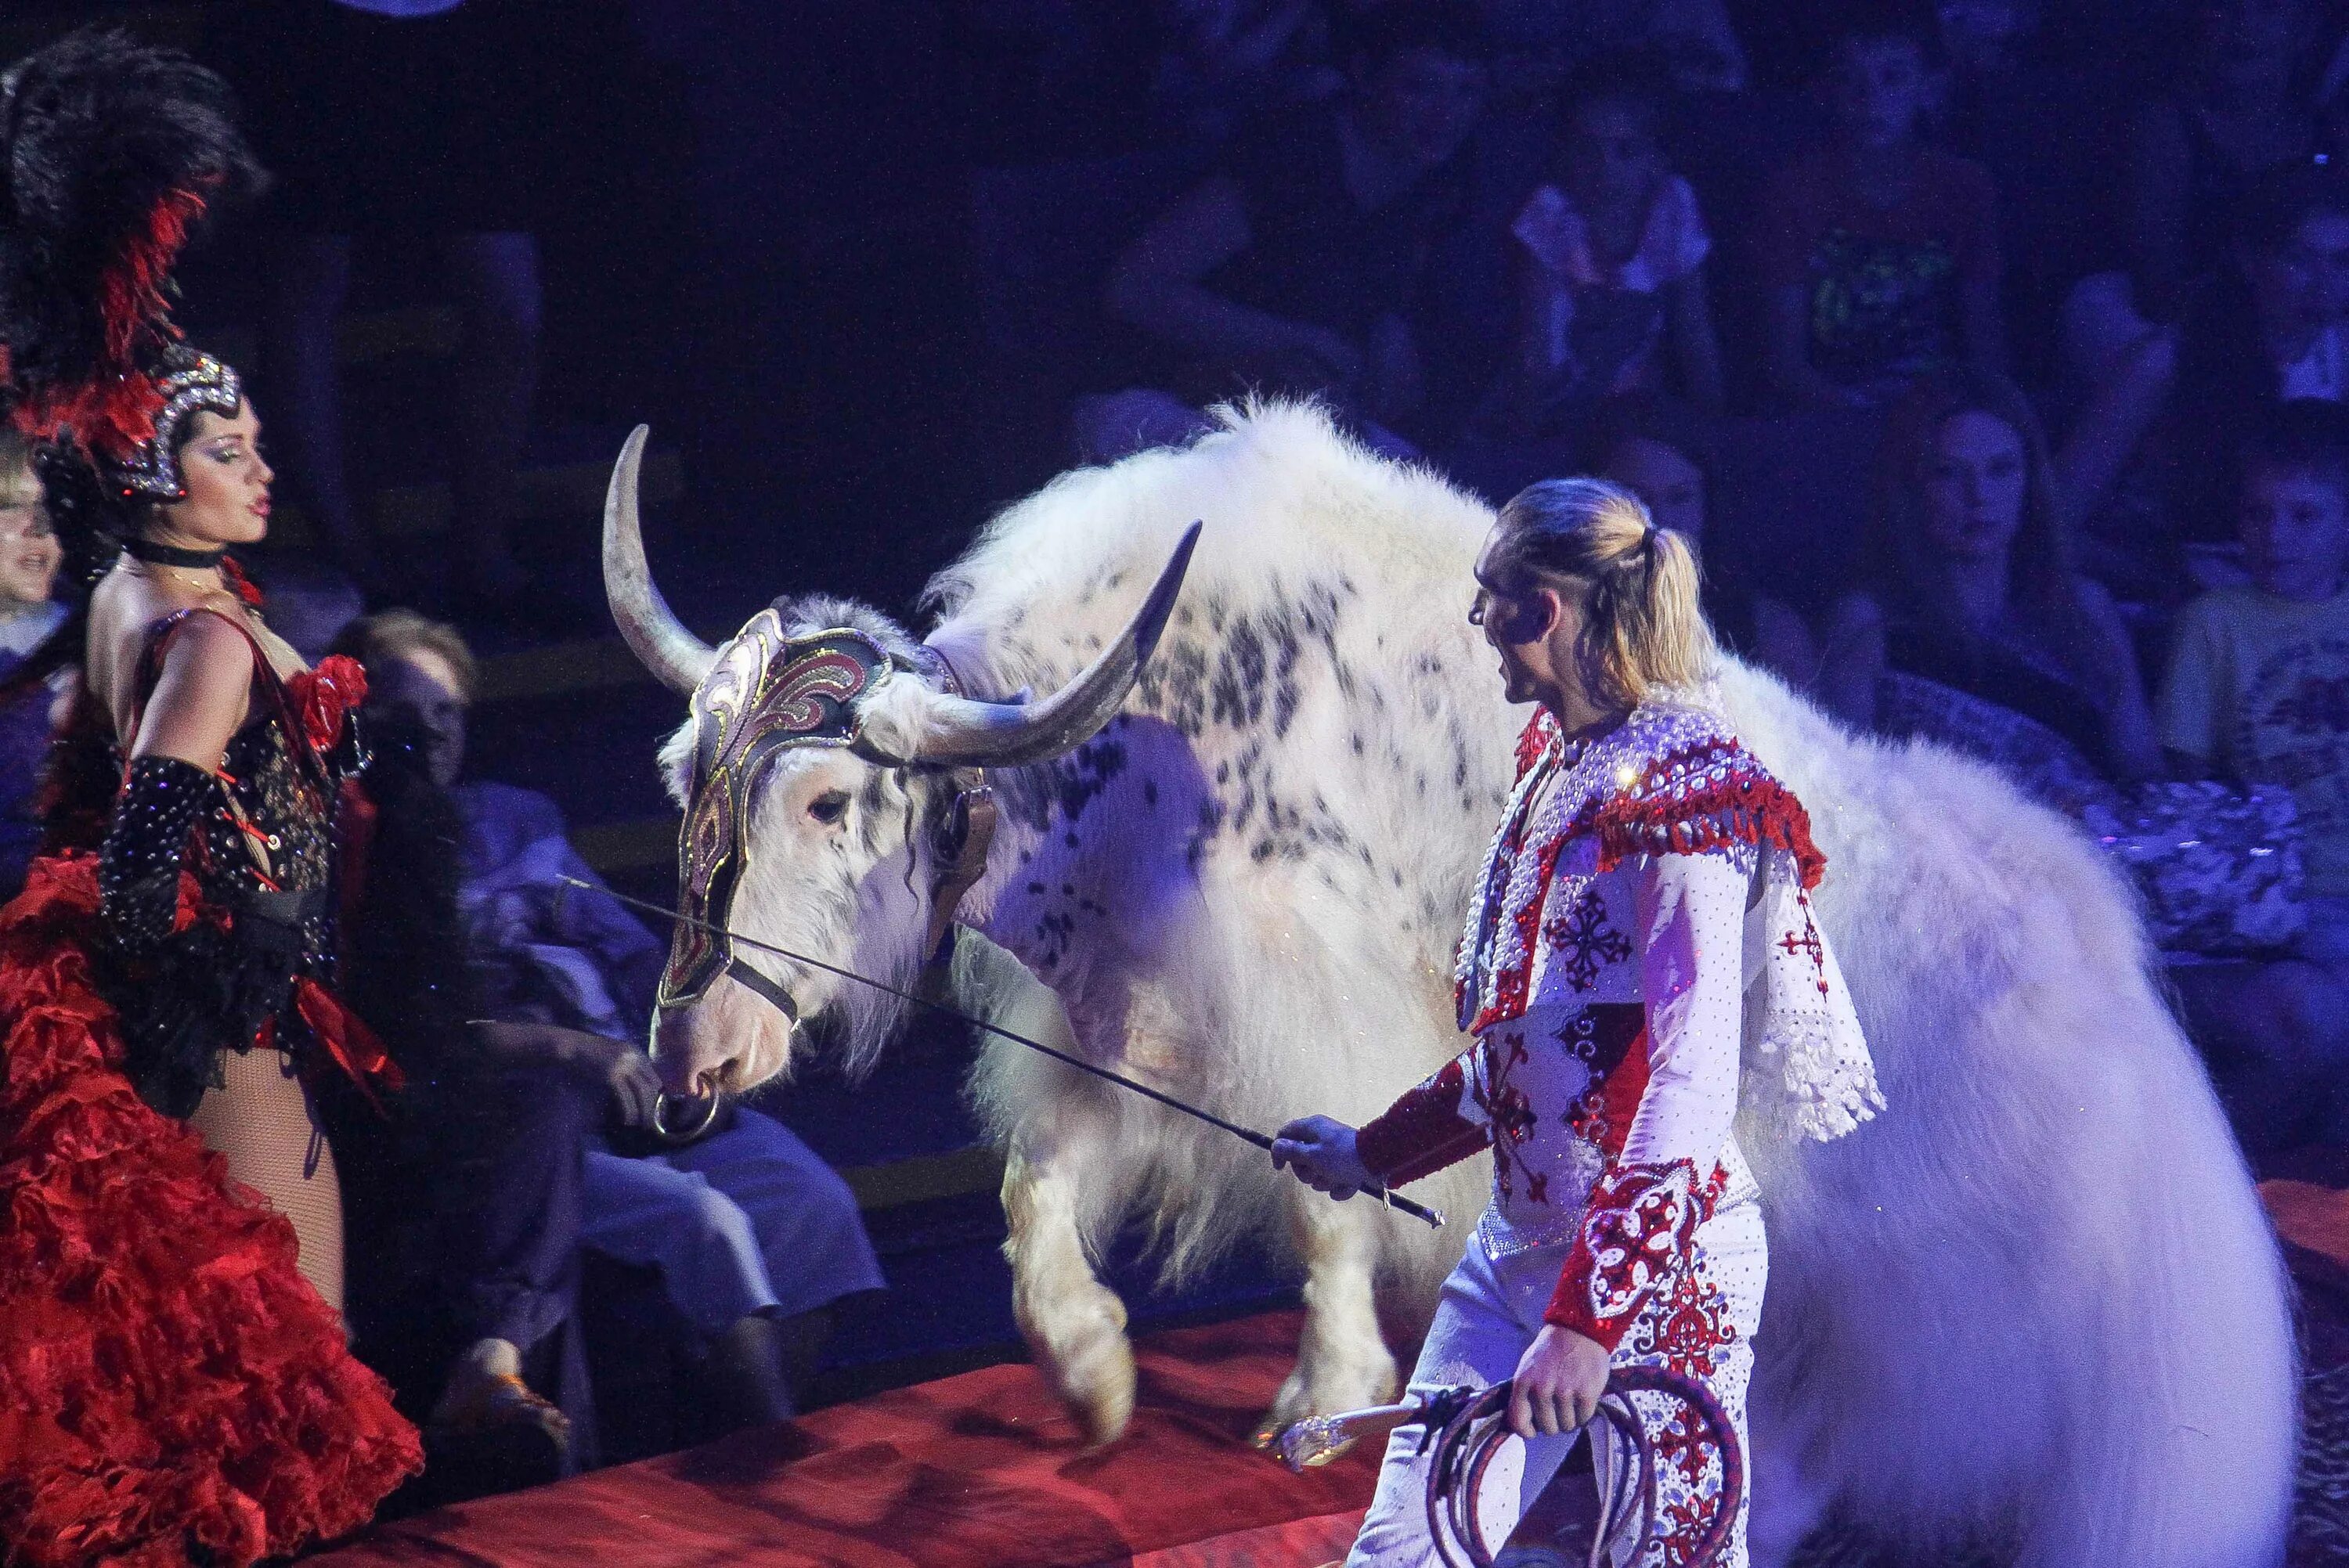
[{"x1": 959, "y1": 0, "x2": 2349, "y2": 1162}]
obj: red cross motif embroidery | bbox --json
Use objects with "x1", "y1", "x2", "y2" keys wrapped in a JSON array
[{"x1": 1780, "y1": 892, "x2": 1831, "y2": 997}]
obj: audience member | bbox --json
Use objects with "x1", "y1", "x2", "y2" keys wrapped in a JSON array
[
  {"x1": 225, "y1": 0, "x2": 551, "y2": 611},
  {"x1": 2168, "y1": 160, "x2": 2349, "y2": 546},
  {"x1": 1480, "y1": 52, "x2": 1724, "y2": 442},
  {"x1": 1147, "y1": 0, "x2": 1341, "y2": 153},
  {"x1": 342, "y1": 612, "x2": 886, "y2": 1433},
  {"x1": 1105, "y1": 2, "x2": 1488, "y2": 445},
  {"x1": 0, "y1": 437, "x2": 62, "y2": 900},
  {"x1": 2162, "y1": 398, "x2": 2349, "y2": 963},
  {"x1": 1584, "y1": 395, "x2": 1815, "y2": 683},
  {"x1": 1817, "y1": 380, "x2": 2345, "y2": 1152},
  {"x1": 1823, "y1": 369, "x2": 2162, "y2": 784},
  {"x1": 1754, "y1": 5, "x2": 2007, "y2": 409},
  {"x1": 2121, "y1": 0, "x2": 2319, "y2": 326}
]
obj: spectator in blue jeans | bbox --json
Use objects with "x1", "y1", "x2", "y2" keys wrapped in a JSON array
[{"x1": 339, "y1": 611, "x2": 884, "y2": 1432}]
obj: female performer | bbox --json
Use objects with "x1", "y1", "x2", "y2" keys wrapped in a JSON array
[
  {"x1": 1274, "y1": 479, "x2": 1878, "y2": 1567},
  {"x1": 0, "y1": 34, "x2": 421, "y2": 1565}
]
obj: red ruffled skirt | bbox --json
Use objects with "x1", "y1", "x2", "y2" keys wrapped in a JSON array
[{"x1": 0, "y1": 854, "x2": 420, "y2": 1566}]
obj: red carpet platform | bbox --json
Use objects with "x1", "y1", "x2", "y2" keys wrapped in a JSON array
[{"x1": 310, "y1": 1311, "x2": 1377, "y2": 1568}]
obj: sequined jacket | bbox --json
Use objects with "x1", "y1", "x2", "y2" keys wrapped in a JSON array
[
  {"x1": 80, "y1": 609, "x2": 373, "y2": 1116},
  {"x1": 1355, "y1": 701, "x2": 1878, "y2": 1351}
]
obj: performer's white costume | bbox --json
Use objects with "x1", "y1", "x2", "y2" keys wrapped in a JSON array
[{"x1": 1348, "y1": 701, "x2": 1878, "y2": 1567}]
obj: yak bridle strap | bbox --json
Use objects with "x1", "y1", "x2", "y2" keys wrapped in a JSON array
[{"x1": 659, "y1": 615, "x2": 889, "y2": 1011}]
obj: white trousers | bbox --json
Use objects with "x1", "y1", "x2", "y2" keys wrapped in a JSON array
[{"x1": 1347, "y1": 1199, "x2": 1766, "y2": 1568}]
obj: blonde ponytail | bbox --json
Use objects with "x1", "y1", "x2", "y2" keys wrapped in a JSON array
[{"x1": 1488, "y1": 478, "x2": 1716, "y2": 708}]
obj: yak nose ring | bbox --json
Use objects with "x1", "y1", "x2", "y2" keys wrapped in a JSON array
[{"x1": 653, "y1": 1089, "x2": 723, "y2": 1145}]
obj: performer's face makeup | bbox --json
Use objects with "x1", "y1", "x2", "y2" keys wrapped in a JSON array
[
  {"x1": 153, "y1": 402, "x2": 272, "y2": 550},
  {"x1": 1470, "y1": 542, "x2": 1572, "y2": 708},
  {"x1": 1919, "y1": 409, "x2": 2026, "y2": 561}
]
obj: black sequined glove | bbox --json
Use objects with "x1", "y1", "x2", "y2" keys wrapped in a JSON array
[{"x1": 98, "y1": 755, "x2": 216, "y2": 953}]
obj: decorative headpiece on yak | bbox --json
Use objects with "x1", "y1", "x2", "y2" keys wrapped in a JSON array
[
  {"x1": 605, "y1": 403, "x2": 2295, "y2": 1568},
  {"x1": 603, "y1": 426, "x2": 1199, "y2": 1097}
]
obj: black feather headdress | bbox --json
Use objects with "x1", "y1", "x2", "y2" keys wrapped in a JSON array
[{"x1": 0, "y1": 28, "x2": 265, "y2": 467}]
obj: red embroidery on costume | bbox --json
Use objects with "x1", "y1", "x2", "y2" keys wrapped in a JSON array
[
  {"x1": 1658, "y1": 1494, "x2": 1719, "y2": 1568},
  {"x1": 1458, "y1": 722, "x2": 1828, "y2": 1037},
  {"x1": 1587, "y1": 737, "x2": 1827, "y2": 890},
  {"x1": 1514, "y1": 710, "x2": 1556, "y2": 781},
  {"x1": 1563, "y1": 1014, "x2": 1649, "y2": 1159},
  {"x1": 1792, "y1": 888, "x2": 1831, "y2": 997},
  {"x1": 1632, "y1": 1261, "x2": 1739, "y2": 1382},
  {"x1": 1356, "y1": 1058, "x2": 1489, "y2": 1188},
  {"x1": 1474, "y1": 1027, "x2": 1545, "y2": 1203},
  {"x1": 1544, "y1": 1159, "x2": 1701, "y2": 1350}
]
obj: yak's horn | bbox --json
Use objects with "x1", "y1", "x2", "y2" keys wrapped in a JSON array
[
  {"x1": 603, "y1": 425, "x2": 716, "y2": 695},
  {"x1": 871, "y1": 521, "x2": 1200, "y2": 768}
]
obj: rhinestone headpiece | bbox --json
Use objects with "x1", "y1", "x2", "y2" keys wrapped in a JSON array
[{"x1": 109, "y1": 347, "x2": 243, "y2": 501}]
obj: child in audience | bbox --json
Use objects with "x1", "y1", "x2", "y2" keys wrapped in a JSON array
[
  {"x1": 1755, "y1": 5, "x2": 2007, "y2": 408},
  {"x1": 2163, "y1": 398, "x2": 2349, "y2": 972},
  {"x1": 1496, "y1": 52, "x2": 1723, "y2": 438}
]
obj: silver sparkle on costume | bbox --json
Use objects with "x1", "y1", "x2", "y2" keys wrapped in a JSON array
[{"x1": 113, "y1": 349, "x2": 241, "y2": 501}]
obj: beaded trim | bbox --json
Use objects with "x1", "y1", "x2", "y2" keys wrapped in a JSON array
[
  {"x1": 1454, "y1": 704, "x2": 1820, "y2": 1035},
  {"x1": 111, "y1": 350, "x2": 241, "y2": 501}
]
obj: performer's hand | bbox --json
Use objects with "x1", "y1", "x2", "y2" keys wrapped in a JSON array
[
  {"x1": 1269, "y1": 1115, "x2": 1373, "y2": 1199},
  {"x1": 1509, "y1": 1325, "x2": 1610, "y2": 1440}
]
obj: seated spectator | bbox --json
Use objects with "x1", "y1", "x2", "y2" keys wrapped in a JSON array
[
  {"x1": 1754, "y1": 5, "x2": 2006, "y2": 409},
  {"x1": 2120, "y1": 0, "x2": 2318, "y2": 326},
  {"x1": 2163, "y1": 399, "x2": 2349, "y2": 963},
  {"x1": 1824, "y1": 380, "x2": 2348, "y2": 1152},
  {"x1": 1480, "y1": 51, "x2": 1723, "y2": 442},
  {"x1": 341, "y1": 611, "x2": 886, "y2": 1433},
  {"x1": 1583, "y1": 395, "x2": 1814, "y2": 683},
  {"x1": 2170, "y1": 161, "x2": 2349, "y2": 549},
  {"x1": 2066, "y1": 160, "x2": 2349, "y2": 599},
  {"x1": 1105, "y1": 2, "x2": 1488, "y2": 445},
  {"x1": 0, "y1": 435, "x2": 63, "y2": 899},
  {"x1": 1823, "y1": 369, "x2": 2162, "y2": 784}
]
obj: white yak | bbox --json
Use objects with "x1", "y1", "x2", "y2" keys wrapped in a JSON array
[{"x1": 606, "y1": 402, "x2": 2295, "y2": 1566}]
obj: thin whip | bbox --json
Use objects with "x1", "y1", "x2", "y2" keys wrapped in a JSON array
[{"x1": 557, "y1": 874, "x2": 1446, "y2": 1229}]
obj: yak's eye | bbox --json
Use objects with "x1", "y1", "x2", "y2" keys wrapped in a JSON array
[{"x1": 807, "y1": 790, "x2": 852, "y2": 825}]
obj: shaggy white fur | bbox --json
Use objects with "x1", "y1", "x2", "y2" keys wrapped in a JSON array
[
  {"x1": 920, "y1": 403, "x2": 2295, "y2": 1565},
  {"x1": 655, "y1": 401, "x2": 2293, "y2": 1564}
]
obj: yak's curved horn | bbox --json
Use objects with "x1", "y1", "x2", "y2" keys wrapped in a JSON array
[
  {"x1": 604, "y1": 425, "x2": 716, "y2": 694},
  {"x1": 872, "y1": 521, "x2": 1201, "y2": 768}
]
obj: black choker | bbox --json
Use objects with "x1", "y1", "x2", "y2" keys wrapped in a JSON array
[{"x1": 123, "y1": 538, "x2": 226, "y2": 570}]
